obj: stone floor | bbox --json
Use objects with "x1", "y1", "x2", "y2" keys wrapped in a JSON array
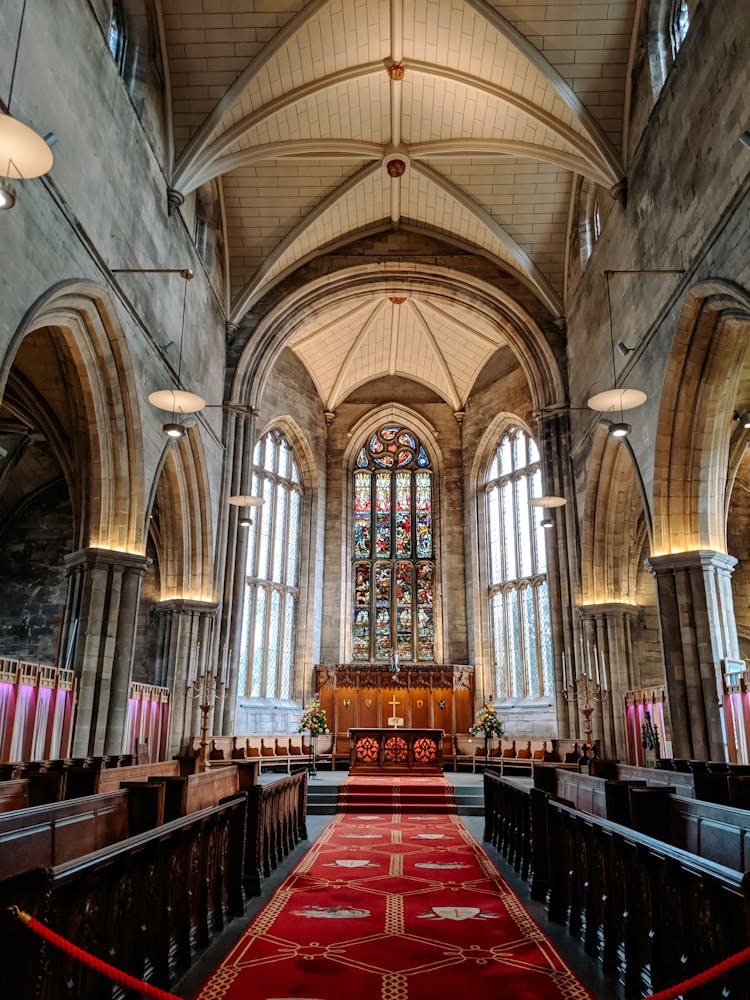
[{"x1": 176, "y1": 769, "x2": 624, "y2": 999}]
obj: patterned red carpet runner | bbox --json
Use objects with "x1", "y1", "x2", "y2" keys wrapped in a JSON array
[
  {"x1": 337, "y1": 775, "x2": 457, "y2": 813},
  {"x1": 195, "y1": 810, "x2": 592, "y2": 1000}
]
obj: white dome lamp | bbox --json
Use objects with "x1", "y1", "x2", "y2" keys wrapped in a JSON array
[
  {"x1": 228, "y1": 494, "x2": 265, "y2": 528},
  {"x1": 0, "y1": 0, "x2": 55, "y2": 210},
  {"x1": 529, "y1": 494, "x2": 566, "y2": 530},
  {"x1": 146, "y1": 269, "x2": 207, "y2": 436},
  {"x1": 587, "y1": 272, "x2": 647, "y2": 438}
]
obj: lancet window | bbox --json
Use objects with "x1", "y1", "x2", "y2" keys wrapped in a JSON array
[
  {"x1": 352, "y1": 425, "x2": 435, "y2": 662},
  {"x1": 486, "y1": 427, "x2": 553, "y2": 700},
  {"x1": 238, "y1": 431, "x2": 302, "y2": 699}
]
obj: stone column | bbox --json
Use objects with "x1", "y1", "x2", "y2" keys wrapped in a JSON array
[
  {"x1": 646, "y1": 551, "x2": 738, "y2": 762},
  {"x1": 216, "y1": 409, "x2": 256, "y2": 735},
  {"x1": 536, "y1": 406, "x2": 581, "y2": 738},
  {"x1": 578, "y1": 603, "x2": 640, "y2": 759},
  {"x1": 63, "y1": 548, "x2": 150, "y2": 757},
  {"x1": 152, "y1": 599, "x2": 219, "y2": 757}
]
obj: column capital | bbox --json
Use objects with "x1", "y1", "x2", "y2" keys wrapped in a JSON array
[
  {"x1": 578, "y1": 602, "x2": 641, "y2": 623},
  {"x1": 645, "y1": 549, "x2": 738, "y2": 577},
  {"x1": 64, "y1": 547, "x2": 151, "y2": 575},
  {"x1": 153, "y1": 598, "x2": 219, "y2": 617}
]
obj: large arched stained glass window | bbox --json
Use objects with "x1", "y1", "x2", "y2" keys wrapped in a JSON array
[
  {"x1": 486, "y1": 426, "x2": 553, "y2": 700},
  {"x1": 352, "y1": 425, "x2": 435, "y2": 662},
  {"x1": 238, "y1": 431, "x2": 302, "y2": 698}
]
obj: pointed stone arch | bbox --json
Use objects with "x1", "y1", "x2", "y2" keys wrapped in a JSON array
[
  {"x1": 232, "y1": 263, "x2": 565, "y2": 417},
  {"x1": 0, "y1": 281, "x2": 144, "y2": 553},
  {"x1": 149, "y1": 428, "x2": 215, "y2": 602},
  {"x1": 581, "y1": 424, "x2": 652, "y2": 605},
  {"x1": 652, "y1": 281, "x2": 750, "y2": 556}
]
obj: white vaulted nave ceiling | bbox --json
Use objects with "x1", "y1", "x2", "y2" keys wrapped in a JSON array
[{"x1": 163, "y1": 0, "x2": 633, "y2": 398}]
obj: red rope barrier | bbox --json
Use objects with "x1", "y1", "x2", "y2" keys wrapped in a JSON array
[
  {"x1": 645, "y1": 945, "x2": 750, "y2": 1000},
  {"x1": 7, "y1": 906, "x2": 182, "y2": 1000}
]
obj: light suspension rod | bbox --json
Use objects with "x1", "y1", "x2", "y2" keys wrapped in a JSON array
[
  {"x1": 602, "y1": 268, "x2": 685, "y2": 276},
  {"x1": 112, "y1": 267, "x2": 194, "y2": 278}
]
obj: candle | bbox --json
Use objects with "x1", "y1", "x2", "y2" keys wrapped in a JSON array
[
  {"x1": 593, "y1": 644, "x2": 600, "y2": 685},
  {"x1": 561, "y1": 650, "x2": 568, "y2": 689}
]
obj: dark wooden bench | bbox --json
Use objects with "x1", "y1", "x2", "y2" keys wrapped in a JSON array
[
  {"x1": 0, "y1": 779, "x2": 29, "y2": 813},
  {"x1": 0, "y1": 796, "x2": 247, "y2": 1000}
]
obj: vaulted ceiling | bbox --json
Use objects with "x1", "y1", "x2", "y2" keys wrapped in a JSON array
[{"x1": 161, "y1": 0, "x2": 636, "y2": 405}]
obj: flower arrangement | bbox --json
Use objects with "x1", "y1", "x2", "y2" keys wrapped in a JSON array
[
  {"x1": 298, "y1": 693, "x2": 329, "y2": 736},
  {"x1": 469, "y1": 701, "x2": 505, "y2": 737}
]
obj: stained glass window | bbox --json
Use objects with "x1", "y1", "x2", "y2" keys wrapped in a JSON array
[
  {"x1": 352, "y1": 425, "x2": 434, "y2": 661},
  {"x1": 240, "y1": 430, "x2": 302, "y2": 698},
  {"x1": 486, "y1": 426, "x2": 553, "y2": 699}
]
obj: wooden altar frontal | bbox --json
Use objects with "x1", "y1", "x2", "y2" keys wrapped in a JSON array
[{"x1": 349, "y1": 728, "x2": 445, "y2": 774}]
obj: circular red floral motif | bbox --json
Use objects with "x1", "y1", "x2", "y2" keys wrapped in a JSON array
[
  {"x1": 384, "y1": 736, "x2": 408, "y2": 762},
  {"x1": 413, "y1": 737, "x2": 437, "y2": 762},
  {"x1": 355, "y1": 737, "x2": 379, "y2": 762}
]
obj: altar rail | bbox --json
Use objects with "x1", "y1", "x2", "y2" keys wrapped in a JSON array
[
  {"x1": 483, "y1": 770, "x2": 750, "y2": 997},
  {"x1": 193, "y1": 734, "x2": 334, "y2": 771}
]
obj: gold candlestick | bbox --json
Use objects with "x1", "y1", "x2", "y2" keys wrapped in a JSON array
[{"x1": 188, "y1": 669, "x2": 224, "y2": 772}]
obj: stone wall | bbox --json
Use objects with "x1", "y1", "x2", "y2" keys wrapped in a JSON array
[{"x1": 0, "y1": 480, "x2": 72, "y2": 662}]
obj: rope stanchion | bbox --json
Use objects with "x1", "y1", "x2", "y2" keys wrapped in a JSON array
[
  {"x1": 7, "y1": 906, "x2": 182, "y2": 1000},
  {"x1": 644, "y1": 945, "x2": 750, "y2": 1000}
]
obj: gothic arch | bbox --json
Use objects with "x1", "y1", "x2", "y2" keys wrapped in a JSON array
[
  {"x1": 468, "y1": 412, "x2": 537, "y2": 696},
  {"x1": 581, "y1": 425, "x2": 652, "y2": 605},
  {"x1": 0, "y1": 281, "x2": 144, "y2": 553},
  {"x1": 149, "y1": 428, "x2": 215, "y2": 602},
  {"x1": 652, "y1": 281, "x2": 750, "y2": 555},
  {"x1": 231, "y1": 263, "x2": 565, "y2": 418}
]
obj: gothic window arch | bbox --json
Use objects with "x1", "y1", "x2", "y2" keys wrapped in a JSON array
[
  {"x1": 485, "y1": 426, "x2": 553, "y2": 700},
  {"x1": 647, "y1": 0, "x2": 692, "y2": 99},
  {"x1": 352, "y1": 424, "x2": 435, "y2": 662},
  {"x1": 238, "y1": 430, "x2": 302, "y2": 699}
]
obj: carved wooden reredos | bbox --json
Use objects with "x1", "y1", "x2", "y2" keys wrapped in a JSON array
[{"x1": 314, "y1": 664, "x2": 475, "y2": 737}]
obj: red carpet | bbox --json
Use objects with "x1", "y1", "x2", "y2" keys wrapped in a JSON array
[
  {"x1": 337, "y1": 775, "x2": 457, "y2": 813},
  {"x1": 195, "y1": 812, "x2": 592, "y2": 1000}
]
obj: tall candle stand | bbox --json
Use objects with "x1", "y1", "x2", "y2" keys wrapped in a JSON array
[
  {"x1": 561, "y1": 650, "x2": 608, "y2": 753},
  {"x1": 189, "y1": 669, "x2": 224, "y2": 773}
]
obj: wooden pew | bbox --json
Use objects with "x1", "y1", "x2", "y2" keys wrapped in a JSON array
[
  {"x1": 0, "y1": 779, "x2": 29, "y2": 813},
  {"x1": 95, "y1": 759, "x2": 180, "y2": 794},
  {"x1": 0, "y1": 796, "x2": 247, "y2": 1000},
  {"x1": 483, "y1": 769, "x2": 750, "y2": 998},
  {"x1": 244, "y1": 770, "x2": 308, "y2": 895}
]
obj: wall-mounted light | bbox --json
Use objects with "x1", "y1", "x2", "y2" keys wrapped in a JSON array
[
  {"x1": 540, "y1": 517, "x2": 554, "y2": 529},
  {"x1": 163, "y1": 422, "x2": 184, "y2": 439},
  {"x1": 734, "y1": 411, "x2": 750, "y2": 429},
  {"x1": 228, "y1": 494, "x2": 265, "y2": 528}
]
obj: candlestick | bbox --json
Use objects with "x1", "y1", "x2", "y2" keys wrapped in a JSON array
[{"x1": 561, "y1": 650, "x2": 567, "y2": 688}]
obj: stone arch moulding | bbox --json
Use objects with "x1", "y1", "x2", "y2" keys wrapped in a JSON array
[
  {"x1": 652, "y1": 280, "x2": 750, "y2": 556},
  {"x1": 0, "y1": 280, "x2": 145, "y2": 554},
  {"x1": 254, "y1": 414, "x2": 320, "y2": 496},
  {"x1": 231, "y1": 263, "x2": 566, "y2": 418},
  {"x1": 581, "y1": 423, "x2": 653, "y2": 605},
  {"x1": 149, "y1": 427, "x2": 215, "y2": 602}
]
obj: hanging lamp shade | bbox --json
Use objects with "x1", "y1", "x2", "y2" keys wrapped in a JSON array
[
  {"x1": 148, "y1": 388, "x2": 206, "y2": 414},
  {"x1": 0, "y1": 114, "x2": 54, "y2": 179},
  {"x1": 228, "y1": 495, "x2": 265, "y2": 509},
  {"x1": 587, "y1": 388, "x2": 647, "y2": 412},
  {"x1": 528, "y1": 495, "x2": 567, "y2": 508}
]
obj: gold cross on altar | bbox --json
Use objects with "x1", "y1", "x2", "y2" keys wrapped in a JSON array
[{"x1": 388, "y1": 694, "x2": 400, "y2": 715}]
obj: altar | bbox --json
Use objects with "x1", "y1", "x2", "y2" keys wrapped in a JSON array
[{"x1": 348, "y1": 728, "x2": 445, "y2": 774}]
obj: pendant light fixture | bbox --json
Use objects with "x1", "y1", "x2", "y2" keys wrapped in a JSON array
[
  {"x1": 587, "y1": 271, "x2": 647, "y2": 438},
  {"x1": 228, "y1": 494, "x2": 265, "y2": 527},
  {"x1": 1, "y1": 0, "x2": 54, "y2": 210},
  {"x1": 529, "y1": 494, "x2": 566, "y2": 530},
  {"x1": 143, "y1": 268, "x2": 207, "y2": 435}
]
